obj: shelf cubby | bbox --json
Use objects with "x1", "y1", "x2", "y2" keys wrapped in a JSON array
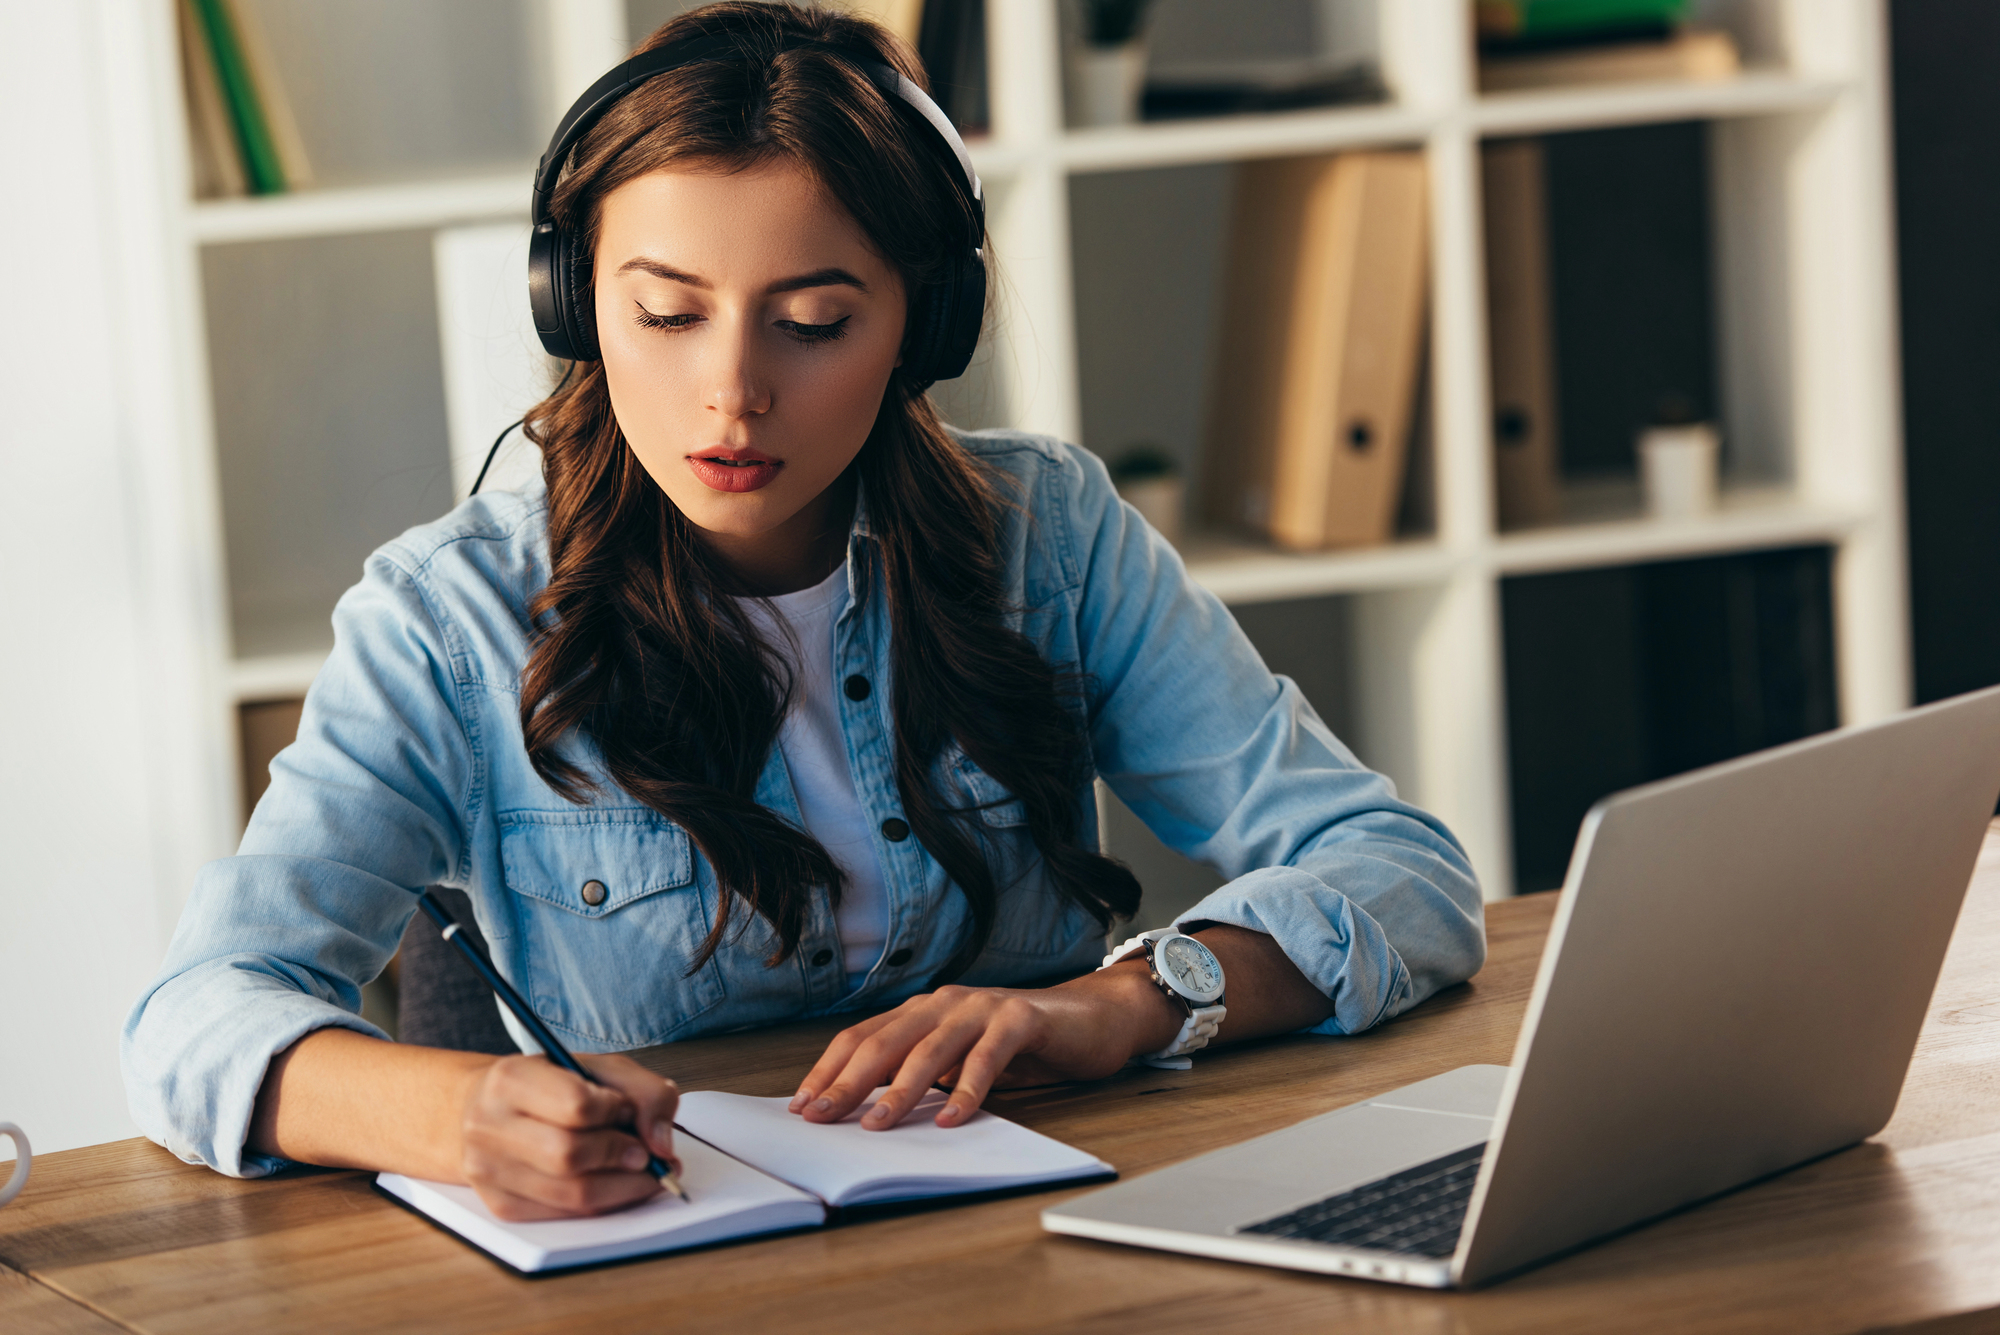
[
  {"x1": 235, "y1": 0, "x2": 551, "y2": 194},
  {"x1": 203, "y1": 228, "x2": 457, "y2": 660},
  {"x1": 1500, "y1": 543, "x2": 1840, "y2": 892},
  {"x1": 1065, "y1": 149, "x2": 1440, "y2": 568}
]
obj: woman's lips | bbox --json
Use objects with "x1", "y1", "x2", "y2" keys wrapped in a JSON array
[{"x1": 686, "y1": 450, "x2": 782, "y2": 493}]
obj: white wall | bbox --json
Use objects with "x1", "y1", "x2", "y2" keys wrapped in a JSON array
[{"x1": 0, "y1": 3, "x2": 230, "y2": 1158}]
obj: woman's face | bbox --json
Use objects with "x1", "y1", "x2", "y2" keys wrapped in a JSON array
[{"x1": 593, "y1": 159, "x2": 906, "y2": 575}]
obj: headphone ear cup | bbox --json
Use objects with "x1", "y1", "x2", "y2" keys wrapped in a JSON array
[
  {"x1": 941, "y1": 250, "x2": 986, "y2": 379},
  {"x1": 528, "y1": 222, "x2": 577, "y2": 361},
  {"x1": 903, "y1": 248, "x2": 985, "y2": 386},
  {"x1": 563, "y1": 229, "x2": 601, "y2": 361},
  {"x1": 528, "y1": 221, "x2": 601, "y2": 362}
]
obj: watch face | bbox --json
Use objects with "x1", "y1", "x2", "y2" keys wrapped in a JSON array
[{"x1": 1159, "y1": 936, "x2": 1223, "y2": 1001}]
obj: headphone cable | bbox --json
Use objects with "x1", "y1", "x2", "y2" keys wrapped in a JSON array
[{"x1": 469, "y1": 360, "x2": 577, "y2": 497}]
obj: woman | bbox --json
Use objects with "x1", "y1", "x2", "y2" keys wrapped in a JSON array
[{"x1": 123, "y1": 2, "x2": 1484, "y2": 1222}]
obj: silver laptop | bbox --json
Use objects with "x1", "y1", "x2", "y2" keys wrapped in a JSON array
[{"x1": 1044, "y1": 685, "x2": 2000, "y2": 1288}]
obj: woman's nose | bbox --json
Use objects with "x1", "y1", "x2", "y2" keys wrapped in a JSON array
[{"x1": 705, "y1": 319, "x2": 772, "y2": 420}]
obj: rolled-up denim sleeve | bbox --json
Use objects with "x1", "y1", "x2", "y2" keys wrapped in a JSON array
[
  {"x1": 1066, "y1": 445, "x2": 1485, "y2": 1034},
  {"x1": 121, "y1": 548, "x2": 470, "y2": 1176}
]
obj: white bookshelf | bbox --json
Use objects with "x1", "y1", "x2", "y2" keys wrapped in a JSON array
[
  {"x1": 137, "y1": 0, "x2": 1907, "y2": 905},
  {"x1": 1000, "y1": 0, "x2": 1907, "y2": 904}
]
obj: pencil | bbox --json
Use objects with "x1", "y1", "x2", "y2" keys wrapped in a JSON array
[{"x1": 416, "y1": 891, "x2": 689, "y2": 1203}]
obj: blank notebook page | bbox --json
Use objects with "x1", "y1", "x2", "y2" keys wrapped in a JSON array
[
  {"x1": 674, "y1": 1088, "x2": 1114, "y2": 1207},
  {"x1": 377, "y1": 1133, "x2": 823, "y2": 1273}
]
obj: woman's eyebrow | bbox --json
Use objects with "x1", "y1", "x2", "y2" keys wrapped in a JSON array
[
  {"x1": 615, "y1": 257, "x2": 708, "y2": 286},
  {"x1": 766, "y1": 267, "x2": 869, "y2": 294},
  {"x1": 611, "y1": 259, "x2": 869, "y2": 296}
]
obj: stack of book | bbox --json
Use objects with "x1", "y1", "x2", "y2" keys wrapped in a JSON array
[
  {"x1": 1203, "y1": 152, "x2": 1429, "y2": 552},
  {"x1": 177, "y1": 0, "x2": 312, "y2": 198},
  {"x1": 1475, "y1": 0, "x2": 1741, "y2": 94}
]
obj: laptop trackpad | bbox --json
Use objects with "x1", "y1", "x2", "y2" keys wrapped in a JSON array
[{"x1": 1060, "y1": 1101, "x2": 1493, "y2": 1238}]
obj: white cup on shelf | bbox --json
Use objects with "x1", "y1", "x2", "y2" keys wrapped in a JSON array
[
  {"x1": 1638, "y1": 422, "x2": 1720, "y2": 519},
  {"x1": 1071, "y1": 41, "x2": 1149, "y2": 127},
  {"x1": 0, "y1": 1123, "x2": 29, "y2": 1208}
]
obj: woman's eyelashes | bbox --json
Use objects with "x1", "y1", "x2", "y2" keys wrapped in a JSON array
[
  {"x1": 630, "y1": 305, "x2": 851, "y2": 346},
  {"x1": 632, "y1": 305, "x2": 697, "y2": 331},
  {"x1": 776, "y1": 316, "x2": 851, "y2": 345}
]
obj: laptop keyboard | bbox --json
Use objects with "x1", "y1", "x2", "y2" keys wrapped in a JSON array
[{"x1": 1237, "y1": 1142, "x2": 1488, "y2": 1259}]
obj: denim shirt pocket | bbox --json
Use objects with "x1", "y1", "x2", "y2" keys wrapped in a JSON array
[
  {"x1": 944, "y1": 751, "x2": 1095, "y2": 968},
  {"x1": 951, "y1": 749, "x2": 1029, "y2": 829},
  {"x1": 499, "y1": 808, "x2": 726, "y2": 1049}
]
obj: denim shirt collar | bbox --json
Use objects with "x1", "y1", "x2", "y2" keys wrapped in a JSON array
[{"x1": 842, "y1": 471, "x2": 880, "y2": 617}]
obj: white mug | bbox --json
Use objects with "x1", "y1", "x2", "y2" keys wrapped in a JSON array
[
  {"x1": 0, "y1": 1123, "x2": 30, "y2": 1208},
  {"x1": 1638, "y1": 423, "x2": 1721, "y2": 519}
]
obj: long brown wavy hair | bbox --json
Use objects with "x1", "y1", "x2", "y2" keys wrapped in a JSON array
[{"x1": 518, "y1": 1, "x2": 1140, "y2": 982}]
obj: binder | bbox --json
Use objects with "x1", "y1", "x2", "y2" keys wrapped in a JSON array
[
  {"x1": 1204, "y1": 151, "x2": 1430, "y2": 550},
  {"x1": 1482, "y1": 138, "x2": 1562, "y2": 529}
]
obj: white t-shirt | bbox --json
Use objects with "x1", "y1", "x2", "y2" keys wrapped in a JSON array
[{"x1": 739, "y1": 564, "x2": 889, "y2": 987}]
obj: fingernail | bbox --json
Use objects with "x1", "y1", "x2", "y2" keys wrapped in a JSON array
[
  {"x1": 788, "y1": 1088, "x2": 812, "y2": 1113},
  {"x1": 621, "y1": 1144, "x2": 649, "y2": 1171},
  {"x1": 938, "y1": 1101, "x2": 963, "y2": 1123},
  {"x1": 652, "y1": 1120, "x2": 673, "y2": 1150},
  {"x1": 810, "y1": 1097, "x2": 833, "y2": 1114},
  {"x1": 864, "y1": 1102, "x2": 892, "y2": 1124}
]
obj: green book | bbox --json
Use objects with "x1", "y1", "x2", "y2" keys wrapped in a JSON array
[
  {"x1": 1477, "y1": 0, "x2": 1690, "y2": 42},
  {"x1": 190, "y1": 0, "x2": 285, "y2": 194}
]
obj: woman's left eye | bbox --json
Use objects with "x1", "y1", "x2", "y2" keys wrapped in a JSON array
[
  {"x1": 777, "y1": 316, "x2": 851, "y2": 345},
  {"x1": 633, "y1": 305, "x2": 698, "y2": 331}
]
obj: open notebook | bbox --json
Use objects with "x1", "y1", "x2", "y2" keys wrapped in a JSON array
[{"x1": 378, "y1": 1088, "x2": 1114, "y2": 1274}]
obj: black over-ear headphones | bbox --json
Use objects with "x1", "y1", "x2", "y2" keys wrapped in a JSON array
[{"x1": 526, "y1": 30, "x2": 987, "y2": 383}]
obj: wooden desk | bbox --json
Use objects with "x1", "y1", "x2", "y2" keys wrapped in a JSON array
[{"x1": 7, "y1": 826, "x2": 2000, "y2": 1335}]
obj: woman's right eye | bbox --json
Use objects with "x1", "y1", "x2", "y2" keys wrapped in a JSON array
[{"x1": 633, "y1": 305, "x2": 699, "y2": 331}]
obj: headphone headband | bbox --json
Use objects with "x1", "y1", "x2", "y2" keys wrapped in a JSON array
[
  {"x1": 531, "y1": 34, "x2": 982, "y2": 225},
  {"x1": 525, "y1": 26, "x2": 987, "y2": 383}
]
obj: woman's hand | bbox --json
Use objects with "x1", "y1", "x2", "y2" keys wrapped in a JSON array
[
  {"x1": 459, "y1": 1052, "x2": 681, "y2": 1221},
  {"x1": 788, "y1": 965, "x2": 1186, "y2": 1131}
]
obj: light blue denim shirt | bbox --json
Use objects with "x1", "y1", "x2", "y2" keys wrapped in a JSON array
[{"x1": 123, "y1": 429, "x2": 1485, "y2": 1177}]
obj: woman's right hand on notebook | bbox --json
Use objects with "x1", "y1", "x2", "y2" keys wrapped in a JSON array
[{"x1": 458, "y1": 1053, "x2": 681, "y2": 1221}]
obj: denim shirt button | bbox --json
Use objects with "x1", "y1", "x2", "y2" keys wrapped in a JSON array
[
  {"x1": 885, "y1": 947, "x2": 913, "y2": 967},
  {"x1": 843, "y1": 674, "x2": 872, "y2": 701},
  {"x1": 880, "y1": 818, "x2": 910, "y2": 842},
  {"x1": 580, "y1": 879, "x2": 607, "y2": 907},
  {"x1": 809, "y1": 948, "x2": 834, "y2": 967}
]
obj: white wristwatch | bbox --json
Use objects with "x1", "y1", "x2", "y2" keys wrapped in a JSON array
[{"x1": 1100, "y1": 929, "x2": 1227, "y2": 1070}]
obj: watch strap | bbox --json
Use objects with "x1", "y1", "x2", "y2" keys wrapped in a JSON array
[
  {"x1": 1136, "y1": 1002, "x2": 1226, "y2": 1070},
  {"x1": 1101, "y1": 928, "x2": 1172, "y2": 970}
]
